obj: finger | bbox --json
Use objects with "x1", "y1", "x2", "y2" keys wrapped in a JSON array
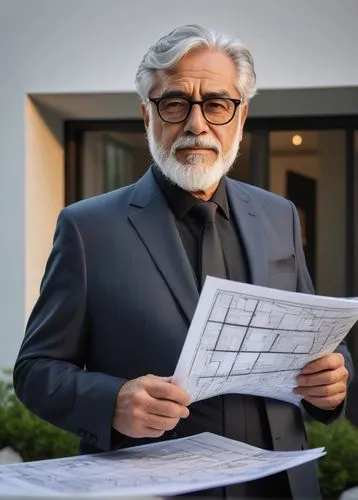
[
  {"x1": 142, "y1": 427, "x2": 166, "y2": 438},
  {"x1": 146, "y1": 397, "x2": 190, "y2": 419},
  {"x1": 301, "y1": 353, "x2": 344, "y2": 374},
  {"x1": 147, "y1": 374, "x2": 172, "y2": 383},
  {"x1": 302, "y1": 393, "x2": 346, "y2": 410},
  {"x1": 146, "y1": 379, "x2": 191, "y2": 406},
  {"x1": 297, "y1": 366, "x2": 348, "y2": 387},
  {"x1": 294, "y1": 381, "x2": 347, "y2": 398},
  {"x1": 145, "y1": 413, "x2": 180, "y2": 432}
]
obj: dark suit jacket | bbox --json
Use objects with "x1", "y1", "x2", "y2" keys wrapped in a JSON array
[{"x1": 14, "y1": 167, "x2": 353, "y2": 499}]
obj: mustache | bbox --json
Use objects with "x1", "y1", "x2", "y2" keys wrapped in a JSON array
[{"x1": 172, "y1": 136, "x2": 220, "y2": 154}]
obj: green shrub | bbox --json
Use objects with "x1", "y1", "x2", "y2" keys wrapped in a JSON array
[
  {"x1": 306, "y1": 418, "x2": 358, "y2": 498},
  {"x1": 0, "y1": 374, "x2": 78, "y2": 462}
]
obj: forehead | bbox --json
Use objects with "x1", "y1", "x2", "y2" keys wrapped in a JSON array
[{"x1": 150, "y1": 48, "x2": 239, "y2": 97}]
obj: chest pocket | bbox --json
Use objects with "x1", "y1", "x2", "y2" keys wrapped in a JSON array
[{"x1": 268, "y1": 255, "x2": 296, "y2": 291}]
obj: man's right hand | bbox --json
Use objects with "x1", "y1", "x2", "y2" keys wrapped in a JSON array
[{"x1": 112, "y1": 374, "x2": 191, "y2": 438}]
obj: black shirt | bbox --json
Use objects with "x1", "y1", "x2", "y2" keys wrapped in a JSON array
[{"x1": 152, "y1": 165, "x2": 249, "y2": 289}]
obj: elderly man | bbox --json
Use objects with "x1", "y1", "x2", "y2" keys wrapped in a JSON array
[{"x1": 14, "y1": 25, "x2": 352, "y2": 499}]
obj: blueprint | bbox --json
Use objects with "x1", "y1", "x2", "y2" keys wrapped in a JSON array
[
  {"x1": 0, "y1": 433, "x2": 324, "y2": 498},
  {"x1": 173, "y1": 277, "x2": 358, "y2": 405}
]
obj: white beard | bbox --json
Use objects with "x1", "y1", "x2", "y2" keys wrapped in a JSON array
[{"x1": 146, "y1": 119, "x2": 242, "y2": 192}]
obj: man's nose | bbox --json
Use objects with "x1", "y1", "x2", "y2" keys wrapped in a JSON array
[{"x1": 183, "y1": 103, "x2": 210, "y2": 135}]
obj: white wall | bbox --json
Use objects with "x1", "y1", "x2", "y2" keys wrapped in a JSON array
[
  {"x1": 1, "y1": 0, "x2": 358, "y2": 368},
  {"x1": 3, "y1": 0, "x2": 358, "y2": 93}
]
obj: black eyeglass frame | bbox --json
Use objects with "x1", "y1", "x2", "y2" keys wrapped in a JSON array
[{"x1": 148, "y1": 96, "x2": 242, "y2": 125}]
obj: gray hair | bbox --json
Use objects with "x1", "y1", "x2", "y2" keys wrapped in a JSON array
[{"x1": 135, "y1": 24, "x2": 257, "y2": 104}]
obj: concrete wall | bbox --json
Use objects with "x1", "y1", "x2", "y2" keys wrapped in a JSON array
[
  {"x1": 25, "y1": 100, "x2": 64, "y2": 317},
  {"x1": 1, "y1": 0, "x2": 358, "y2": 368}
]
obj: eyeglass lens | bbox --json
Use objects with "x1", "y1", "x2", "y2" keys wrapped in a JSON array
[{"x1": 158, "y1": 97, "x2": 236, "y2": 124}]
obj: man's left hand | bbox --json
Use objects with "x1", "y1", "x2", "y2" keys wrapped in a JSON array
[{"x1": 294, "y1": 353, "x2": 349, "y2": 410}]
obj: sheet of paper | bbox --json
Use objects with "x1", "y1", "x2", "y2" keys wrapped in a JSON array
[
  {"x1": 0, "y1": 433, "x2": 325, "y2": 498},
  {"x1": 173, "y1": 276, "x2": 358, "y2": 405}
]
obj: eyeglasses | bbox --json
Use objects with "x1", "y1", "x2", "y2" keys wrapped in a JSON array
[{"x1": 148, "y1": 96, "x2": 241, "y2": 125}]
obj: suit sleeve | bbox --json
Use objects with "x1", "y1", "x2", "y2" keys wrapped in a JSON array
[
  {"x1": 13, "y1": 208, "x2": 126, "y2": 451},
  {"x1": 289, "y1": 201, "x2": 354, "y2": 423}
]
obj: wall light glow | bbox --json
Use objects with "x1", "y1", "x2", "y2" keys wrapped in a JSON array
[{"x1": 292, "y1": 134, "x2": 303, "y2": 146}]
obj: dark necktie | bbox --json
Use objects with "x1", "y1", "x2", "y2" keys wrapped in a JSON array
[{"x1": 192, "y1": 201, "x2": 227, "y2": 289}]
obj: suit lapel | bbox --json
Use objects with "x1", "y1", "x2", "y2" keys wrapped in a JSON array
[
  {"x1": 128, "y1": 172, "x2": 269, "y2": 320},
  {"x1": 226, "y1": 178, "x2": 268, "y2": 286},
  {"x1": 128, "y1": 169, "x2": 199, "y2": 324}
]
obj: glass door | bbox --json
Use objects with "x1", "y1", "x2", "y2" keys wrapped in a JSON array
[{"x1": 269, "y1": 130, "x2": 346, "y2": 296}]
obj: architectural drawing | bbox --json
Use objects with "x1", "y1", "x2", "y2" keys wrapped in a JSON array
[
  {"x1": 0, "y1": 433, "x2": 324, "y2": 497},
  {"x1": 174, "y1": 277, "x2": 358, "y2": 404}
]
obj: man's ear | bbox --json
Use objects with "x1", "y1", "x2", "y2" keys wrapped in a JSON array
[
  {"x1": 241, "y1": 103, "x2": 249, "y2": 129},
  {"x1": 239, "y1": 103, "x2": 249, "y2": 141},
  {"x1": 141, "y1": 102, "x2": 150, "y2": 129}
]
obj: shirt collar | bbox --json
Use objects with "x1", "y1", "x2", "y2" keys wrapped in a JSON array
[{"x1": 152, "y1": 164, "x2": 230, "y2": 220}]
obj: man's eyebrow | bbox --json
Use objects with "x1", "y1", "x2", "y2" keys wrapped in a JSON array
[
  {"x1": 158, "y1": 90, "x2": 189, "y2": 99},
  {"x1": 202, "y1": 91, "x2": 232, "y2": 99},
  {"x1": 157, "y1": 90, "x2": 234, "y2": 99}
]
